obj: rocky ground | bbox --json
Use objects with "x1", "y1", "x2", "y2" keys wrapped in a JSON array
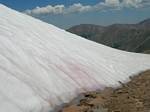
[
  {"x1": 144, "y1": 50, "x2": 150, "y2": 54},
  {"x1": 61, "y1": 70, "x2": 150, "y2": 112}
]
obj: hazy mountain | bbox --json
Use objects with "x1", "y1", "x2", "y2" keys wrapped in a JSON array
[{"x1": 67, "y1": 19, "x2": 150, "y2": 53}]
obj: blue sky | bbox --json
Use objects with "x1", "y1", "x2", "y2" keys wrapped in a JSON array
[
  {"x1": 0, "y1": 0, "x2": 150, "y2": 29},
  {"x1": 0, "y1": 0, "x2": 101, "y2": 11}
]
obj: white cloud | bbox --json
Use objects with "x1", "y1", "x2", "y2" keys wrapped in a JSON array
[
  {"x1": 24, "y1": 3, "x2": 93, "y2": 15},
  {"x1": 65, "y1": 3, "x2": 92, "y2": 14},
  {"x1": 105, "y1": 0, "x2": 120, "y2": 6},
  {"x1": 122, "y1": 0, "x2": 143, "y2": 8},
  {"x1": 24, "y1": 0, "x2": 150, "y2": 15},
  {"x1": 24, "y1": 5, "x2": 65, "y2": 15}
]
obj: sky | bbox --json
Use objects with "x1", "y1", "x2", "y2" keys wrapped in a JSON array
[{"x1": 0, "y1": 0, "x2": 150, "y2": 29}]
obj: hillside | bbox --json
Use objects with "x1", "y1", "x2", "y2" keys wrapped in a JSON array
[
  {"x1": 67, "y1": 19, "x2": 150, "y2": 53},
  {"x1": 0, "y1": 4, "x2": 150, "y2": 112},
  {"x1": 62, "y1": 70, "x2": 150, "y2": 112}
]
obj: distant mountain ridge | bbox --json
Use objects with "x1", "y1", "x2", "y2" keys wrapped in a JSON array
[{"x1": 67, "y1": 19, "x2": 150, "y2": 53}]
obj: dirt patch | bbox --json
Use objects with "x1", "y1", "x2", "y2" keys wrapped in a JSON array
[{"x1": 61, "y1": 70, "x2": 150, "y2": 112}]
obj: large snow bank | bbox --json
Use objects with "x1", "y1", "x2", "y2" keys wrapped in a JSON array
[{"x1": 0, "y1": 4, "x2": 150, "y2": 112}]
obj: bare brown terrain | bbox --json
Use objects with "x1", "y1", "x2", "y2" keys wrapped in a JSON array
[{"x1": 61, "y1": 70, "x2": 150, "y2": 112}]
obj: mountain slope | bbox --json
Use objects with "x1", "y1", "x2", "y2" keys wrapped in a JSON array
[
  {"x1": 67, "y1": 19, "x2": 150, "y2": 53},
  {"x1": 0, "y1": 4, "x2": 150, "y2": 112},
  {"x1": 62, "y1": 70, "x2": 150, "y2": 112}
]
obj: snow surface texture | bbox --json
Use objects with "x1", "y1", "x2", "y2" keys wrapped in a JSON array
[{"x1": 0, "y1": 4, "x2": 150, "y2": 112}]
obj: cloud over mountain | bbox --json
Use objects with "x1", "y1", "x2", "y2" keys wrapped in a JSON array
[{"x1": 24, "y1": 0, "x2": 150, "y2": 15}]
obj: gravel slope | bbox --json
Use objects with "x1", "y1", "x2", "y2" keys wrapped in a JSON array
[{"x1": 62, "y1": 70, "x2": 150, "y2": 112}]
